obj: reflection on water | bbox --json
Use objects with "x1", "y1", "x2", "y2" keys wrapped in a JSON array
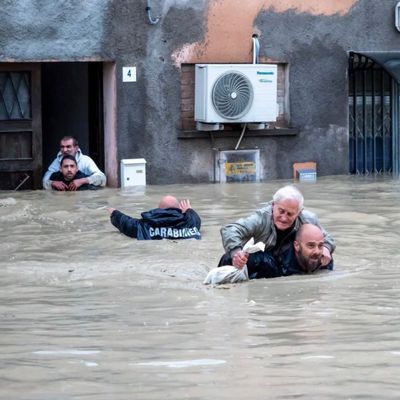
[{"x1": 1, "y1": 176, "x2": 400, "y2": 399}]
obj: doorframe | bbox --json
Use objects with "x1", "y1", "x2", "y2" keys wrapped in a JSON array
[{"x1": 103, "y1": 62, "x2": 118, "y2": 188}]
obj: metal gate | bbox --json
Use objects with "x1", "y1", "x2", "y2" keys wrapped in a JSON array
[{"x1": 348, "y1": 52, "x2": 394, "y2": 174}]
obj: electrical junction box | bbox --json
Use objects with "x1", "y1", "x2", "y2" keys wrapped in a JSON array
[
  {"x1": 215, "y1": 149, "x2": 260, "y2": 183},
  {"x1": 120, "y1": 158, "x2": 146, "y2": 187}
]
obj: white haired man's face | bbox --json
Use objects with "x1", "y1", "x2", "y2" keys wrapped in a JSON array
[{"x1": 272, "y1": 199, "x2": 301, "y2": 231}]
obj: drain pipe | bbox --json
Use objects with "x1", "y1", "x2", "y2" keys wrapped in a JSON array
[
  {"x1": 146, "y1": 0, "x2": 161, "y2": 25},
  {"x1": 235, "y1": 123, "x2": 247, "y2": 150},
  {"x1": 234, "y1": 36, "x2": 261, "y2": 149},
  {"x1": 252, "y1": 34, "x2": 260, "y2": 64},
  {"x1": 234, "y1": 36, "x2": 259, "y2": 149}
]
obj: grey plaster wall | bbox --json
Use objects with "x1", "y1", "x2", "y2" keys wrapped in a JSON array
[
  {"x1": 108, "y1": 0, "x2": 210, "y2": 184},
  {"x1": 0, "y1": 0, "x2": 110, "y2": 61},
  {"x1": 119, "y1": 0, "x2": 399, "y2": 183},
  {"x1": 253, "y1": 1, "x2": 398, "y2": 178},
  {"x1": 254, "y1": 9, "x2": 353, "y2": 178},
  {"x1": 1, "y1": 0, "x2": 400, "y2": 184},
  {"x1": 109, "y1": 0, "x2": 400, "y2": 183}
]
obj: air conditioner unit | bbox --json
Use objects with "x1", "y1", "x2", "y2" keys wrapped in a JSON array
[{"x1": 194, "y1": 64, "x2": 278, "y2": 126}]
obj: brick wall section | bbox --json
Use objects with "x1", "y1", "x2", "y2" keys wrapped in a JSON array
[
  {"x1": 275, "y1": 64, "x2": 287, "y2": 126},
  {"x1": 181, "y1": 64, "x2": 196, "y2": 130},
  {"x1": 180, "y1": 63, "x2": 288, "y2": 131}
]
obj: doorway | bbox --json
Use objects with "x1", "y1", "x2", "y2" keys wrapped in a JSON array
[
  {"x1": 348, "y1": 52, "x2": 394, "y2": 174},
  {"x1": 0, "y1": 61, "x2": 116, "y2": 190},
  {"x1": 41, "y1": 62, "x2": 105, "y2": 177}
]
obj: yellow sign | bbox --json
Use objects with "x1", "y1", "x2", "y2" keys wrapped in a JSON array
[{"x1": 225, "y1": 162, "x2": 256, "y2": 176}]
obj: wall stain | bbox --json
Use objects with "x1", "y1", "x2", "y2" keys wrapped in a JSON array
[{"x1": 172, "y1": 0, "x2": 357, "y2": 66}]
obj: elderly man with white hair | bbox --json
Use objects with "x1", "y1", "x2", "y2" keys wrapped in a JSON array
[{"x1": 218, "y1": 185, "x2": 335, "y2": 278}]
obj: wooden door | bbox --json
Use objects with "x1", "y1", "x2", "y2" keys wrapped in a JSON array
[{"x1": 0, "y1": 63, "x2": 42, "y2": 190}]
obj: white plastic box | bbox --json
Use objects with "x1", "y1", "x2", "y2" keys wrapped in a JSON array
[{"x1": 120, "y1": 158, "x2": 146, "y2": 187}]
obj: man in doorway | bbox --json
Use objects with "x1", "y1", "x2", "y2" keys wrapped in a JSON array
[
  {"x1": 49, "y1": 155, "x2": 96, "y2": 191},
  {"x1": 243, "y1": 223, "x2": 334, "y2": 279},
  {"x1": 218, "y1": 184, "x2": 335, "y2": 269},
  {"x1": 43, "y1": 136, "x2": 106, "y2": 190},
  {"x1": 107, "y1": 195, "x2": 201, "y2": 240}
]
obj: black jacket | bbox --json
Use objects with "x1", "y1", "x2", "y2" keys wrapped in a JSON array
[
  {"x1": 245, "y1": 246, "x2": 333, "y2": 279},
  {"x1": 218, "y1": 245, "x2": 334, "y2": 279},
  {"x1": 110, "y1": 208, "x2": 201, "y2": 240}
]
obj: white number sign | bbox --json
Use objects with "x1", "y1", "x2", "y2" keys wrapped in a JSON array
[{"x1": 122, "y1": 67, "x2": 137, "y2": 82}]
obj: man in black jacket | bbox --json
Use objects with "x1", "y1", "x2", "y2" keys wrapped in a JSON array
[
  {"x1": 107, "y1": 195, "x2": 201, "y2": 240},
  {"x1": 241, "y1": 224, "x2": 334, "y2": 279},
  {"x1": 49, "y1": 155, "x2": 96, "y2": 191}
]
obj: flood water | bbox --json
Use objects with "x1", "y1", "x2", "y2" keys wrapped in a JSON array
[{"x1": 1, "y1": 175, "x2": 400, "y2": 399}]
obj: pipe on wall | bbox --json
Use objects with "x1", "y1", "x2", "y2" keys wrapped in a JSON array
[{"x1": 146, "y1": 0, "x2": 161, "y2": 25}]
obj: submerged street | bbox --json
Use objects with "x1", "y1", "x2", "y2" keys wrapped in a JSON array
[{"x1": 1, "y1": 176, "x2": 400, "y2": 399}]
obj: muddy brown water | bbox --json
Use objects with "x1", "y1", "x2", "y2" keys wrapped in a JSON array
[{"x1": 1, "y1": 176, "x2": 400, "y2": 399}]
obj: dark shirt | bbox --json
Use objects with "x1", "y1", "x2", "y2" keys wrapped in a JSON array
[
  {"x1": 218, "y1": 245, "x2": 333, "y2": 279},
  {"x1": 272, "y1": 226, "x2": 296, "y2": 257},
  {"x1": 246, "y1": 246, "x2": 334, "y2": 279},
  {"x1": 49, "y1": 170, "x2": 96, "y2": 191},
  {"x1": 110, "y1": 208, "x2": 202, "y2": 240}
]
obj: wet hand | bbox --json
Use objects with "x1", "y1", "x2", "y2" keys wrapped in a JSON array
[
  {"x1": 107, "y1": 207, "x2": 116, "y2": 214},
  {"x1": 321, "y1": 246, "x2": 332, "y2": 267},
  {"x1": 68, "y1": 178, "x2": 87, "y2": 191},
  {"x1": 179, "y1": 199, "x2": 191, "y2": 213},
  {"x1": 51, "y1": 181, "x2": 68, "y2": 191},
  {"x1": 232, "y1": 249, "x2": 249, "y2": 269}
]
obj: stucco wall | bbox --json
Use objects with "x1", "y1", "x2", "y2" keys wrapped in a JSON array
[
  {"x1": 111, "y1": 0, "x2": 357, "y2": 182},
  {"x1": 1, "y1": 0, "x2": 400, "y2": 183},
  {"x1": 0, "y1": 1, "x2": 109, "y2": 61},
  {"x1": 117, "y1": 0, "x2": 378, "y2": 182}
]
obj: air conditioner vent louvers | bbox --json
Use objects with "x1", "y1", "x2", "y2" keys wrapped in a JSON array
[{"x1": 211, "y1": 71, "x2": 253, "y2": 120}]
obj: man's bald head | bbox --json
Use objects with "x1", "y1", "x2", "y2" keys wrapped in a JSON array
[
  {"x1": 158, "y1": 195, "x2": 180, "y2": 209},
  {"x1": 294, "y1": 224, "x2": 325, "y2": 273},
  {"x1": 295, "y1": 223, "x2": 324, "y2": 242}
]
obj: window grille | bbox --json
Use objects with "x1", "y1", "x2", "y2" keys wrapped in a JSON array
[{"x1": 348, "y1": 52, "x2": 393, "y2": 174}]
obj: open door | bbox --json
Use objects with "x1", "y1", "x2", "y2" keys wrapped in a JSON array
[{"x1": 0, "y1": 63, "x2": 42, "y2": 190}]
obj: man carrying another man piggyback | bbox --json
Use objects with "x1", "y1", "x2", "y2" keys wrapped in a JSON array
[
  {"x1": 43, "y1": 136, "x2": 106, "y2": 191},
  {"x1": 217, "y1": 185, "x2": 335, "y2": 279}
]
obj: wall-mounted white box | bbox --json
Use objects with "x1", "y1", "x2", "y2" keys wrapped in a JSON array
[{"x1": 120, "y1": 158, "x2": 146, "y2": 187}]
